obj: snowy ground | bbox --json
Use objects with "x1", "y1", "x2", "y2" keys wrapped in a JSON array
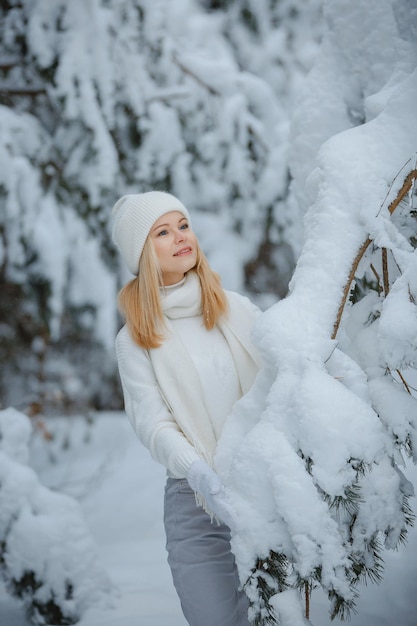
[{"x1": 1, "y1": 412, "x2": 416, "y2": 626}]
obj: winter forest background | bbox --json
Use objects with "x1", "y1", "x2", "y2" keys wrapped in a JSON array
[
  {"x1": 0, "y1": 0, "x2": 324, "y2": 414},
  {"x1": 1, "y1": 0, "x2": 417, "y2": 625}
]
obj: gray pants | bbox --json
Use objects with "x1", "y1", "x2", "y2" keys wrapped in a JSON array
[{"x1": 164, "y1": 477, "x2": 250, "y2": 626}]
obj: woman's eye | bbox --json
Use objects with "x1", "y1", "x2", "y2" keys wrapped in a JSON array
[
  {"x1": 157, "y1": 229, "x2": 168, "y2": 236},
  {"x1": 180, "y1": 223, "x2": 189, "y2": 230}
]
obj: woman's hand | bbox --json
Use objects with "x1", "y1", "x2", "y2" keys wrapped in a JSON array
[{"x1": 187, "y1": 459, "x2": 236, "y2": 530}]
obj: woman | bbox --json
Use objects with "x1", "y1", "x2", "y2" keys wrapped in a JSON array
[{"x1": 112, "y1": 191, "x2": 261, "y2": 626}]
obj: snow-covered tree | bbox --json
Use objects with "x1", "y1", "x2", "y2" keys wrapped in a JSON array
[
  {"x1": 3, "y1": 3, "x2": 416, "y2": 623},
  {"x1": 0, "y1": 0, "x2": 321, "y2": 412},
  {"x1": 0, "y1": 407, "x2": 112, "y2": 624},
  {"x1": 215, "y1": 1, "x2": 417, "y2": 624}
]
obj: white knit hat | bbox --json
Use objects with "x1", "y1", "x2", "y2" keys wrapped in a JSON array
[{"x1": 111, "y1": 191, "x2": 191, "y2": 275}]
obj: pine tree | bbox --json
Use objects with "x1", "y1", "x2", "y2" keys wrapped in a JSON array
[
  {"x1": 215, "y1": 0, "x2": 417, "y2": 622},
  {"x1": 0, "y1": 0, "x2": 321, "y2": 412},
  {"x1": 218, "y1": 159, "x2": 417, "y2": 626},
  {"x1": 0, "y1": 407, "x2": 112, "y2": 624},
  {"x1": 239, "y1": 160, "x2": 417, "y2": 626}
]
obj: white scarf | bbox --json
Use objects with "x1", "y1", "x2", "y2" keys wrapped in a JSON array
[{"x1": 148, "y1": 271, "x2": 261, "y2": 466}]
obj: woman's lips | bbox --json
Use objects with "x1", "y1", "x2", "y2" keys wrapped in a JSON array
[{"x1": 174, "y1": 247, "x2": 192, "y2": 256}]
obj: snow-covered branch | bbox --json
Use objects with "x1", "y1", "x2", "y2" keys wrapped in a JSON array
[
  {"x1": 216, "y1": 1, "x2": 417, "y2": 623},
  {"x1": 0, "y1": 408, "x2": 113, "y2": 625}
]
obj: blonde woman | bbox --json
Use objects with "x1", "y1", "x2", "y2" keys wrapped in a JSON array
[{"x1": 112, "y1": 191, "x2": 261, "y2": 626}]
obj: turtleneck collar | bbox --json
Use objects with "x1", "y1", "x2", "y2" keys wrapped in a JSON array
[
  {"x1": 160, "y1": 271, "x2": 202, "y2": 319},
  {"x1": 162, "y1": 276, "x2": 186, "y2": 291}
]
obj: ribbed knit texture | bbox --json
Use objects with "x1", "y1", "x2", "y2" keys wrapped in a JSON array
[{"x1": 111, "y1": 191, "x2": 191, "y2": 274}]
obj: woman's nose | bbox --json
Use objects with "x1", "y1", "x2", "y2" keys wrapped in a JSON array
[{"x1": 174, "y1": 229, "x2": 185, "y2": 242}]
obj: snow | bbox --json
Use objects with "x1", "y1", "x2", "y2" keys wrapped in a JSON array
[
  {"x1": 1, "y1": 0, "x2": 417, "y2": 624},
  {"x1": 213, "y1": 1, "x2": 417, "y2": 621},
  {"x1": 0, "y1": 409, "x2": 113, "y2": 625},
  {"x1": 1, "y1": 412, "x2": 417, "y2": 626}
]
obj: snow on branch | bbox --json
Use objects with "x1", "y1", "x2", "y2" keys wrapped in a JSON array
[
  {"x1": 0, "y1": 408, "x2": 113, "y2": 625},
  {"x1": 215, "y1": 15, "x2": 417, "y2": 618},
  {"x1": 332, "y1": 165, "x2": 417, "y2": 341},
  {"x1": 217, "y1": 154, "x2": 417, "y2": 625}
]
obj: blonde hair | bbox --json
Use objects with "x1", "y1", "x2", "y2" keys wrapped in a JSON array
[{"x1": 118, "y1": 237, "x2": 228, "y2": 349}]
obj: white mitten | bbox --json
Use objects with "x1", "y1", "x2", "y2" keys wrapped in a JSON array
[{"x1": 187, "y1": 459, "x2": 236, "y2": 529}]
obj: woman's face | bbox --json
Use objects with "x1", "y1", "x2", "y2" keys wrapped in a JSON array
[{"x1": 150, "y1": 211, "x2": 198, "y2": 285}]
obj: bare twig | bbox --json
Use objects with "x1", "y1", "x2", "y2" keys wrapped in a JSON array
[
  {"x1": 305, "y1": 581, "x2": 310, "y2": 620},
  {"x1": 331, "y1": 238, "x2": 372, "y2": 339},
  {"x1": 332, "y1": 168, "x2": 417, "y2": 340},
  {"x1": 0, "y1": 85, "x2": 47, "y2": 96},
  {"x1": 388, "y1": 169, "x2": 417, "y2": 215},
  {"x1": 172, "y1": 52, "x2": 220, "y2": 96},
  {"x1": 370, "y1": 263, "x2": 382, "y2": 293},
  {"x1": 396, "y1": 370, "x2": 412, "y2": 395},
  {"x1": 381, "y1": 248, "x2": 389, "y2": 297}
]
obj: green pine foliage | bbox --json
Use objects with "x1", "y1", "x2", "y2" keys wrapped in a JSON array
[
  {"x1": 241, "y1": 164, "x2": 417, "y2": 625},
  {"x1": 0, "y1": 408, "x2": 111, "y2": 625},
  {"x1": 244, "y1": 551, "x2": 290, "y2": 626},
  {"x1": 0, "y1": 0, "x2": 321, "y2": 413}
]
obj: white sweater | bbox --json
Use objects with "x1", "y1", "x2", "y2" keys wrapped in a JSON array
[
  {"x1": 115, "y1": 273, "x2": 261, "y2": 478},
  {"x1": 170, "y1": 315, "x2": 242, "y2": 441}
]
